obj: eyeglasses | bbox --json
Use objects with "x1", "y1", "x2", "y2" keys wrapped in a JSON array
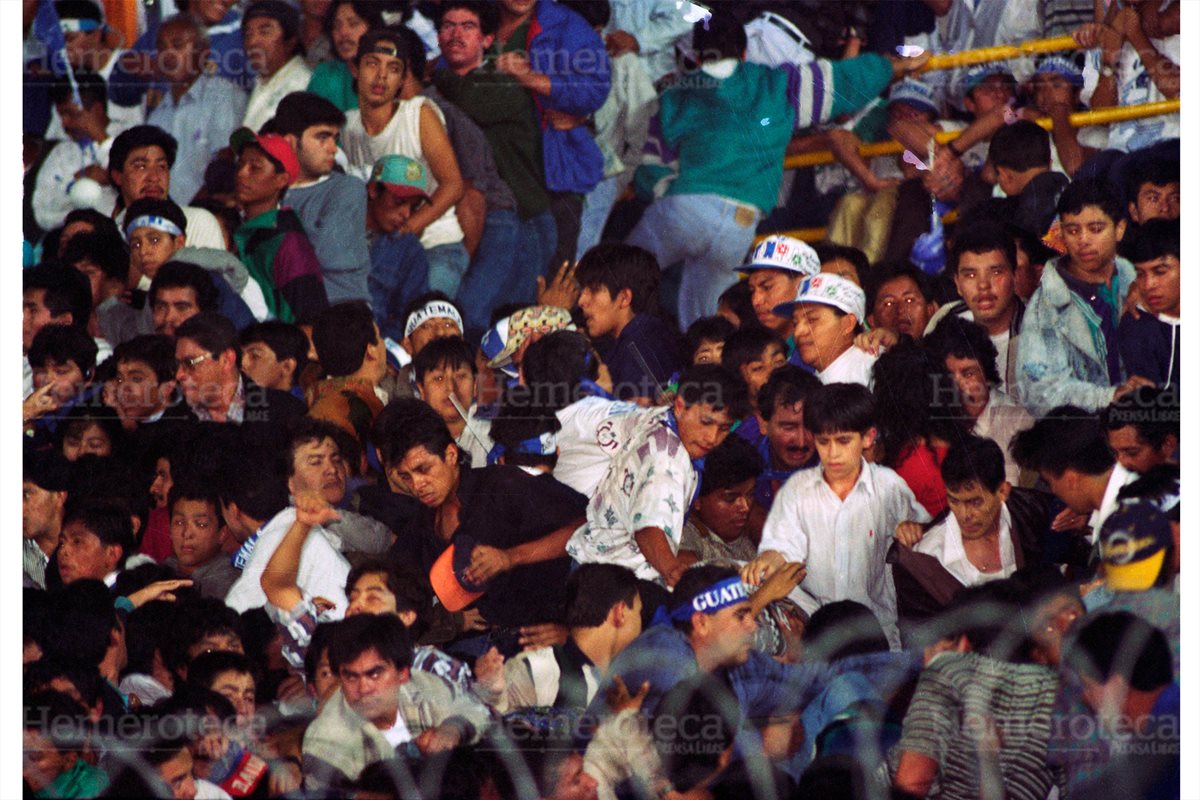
[{"x1": 179, "y1": 352, "x2": 215, "y2": 371}]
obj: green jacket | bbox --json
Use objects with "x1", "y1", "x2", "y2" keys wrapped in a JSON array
[{"x1": 233, "y1": 207, "x2": 329, "y2": 323}]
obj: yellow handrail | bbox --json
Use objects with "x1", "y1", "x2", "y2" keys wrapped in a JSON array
[
  {"x1": 918, "y1": 35, "x2": 1080, "y2": 71},
  {"x1": 782, "y1": 99, "x2": 1180, "y2": 170},
  {"x1": 756, "y1": 211, "x2": 960, "y2": 246}
]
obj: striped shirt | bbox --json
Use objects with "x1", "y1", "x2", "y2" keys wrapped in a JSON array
[{"x1": 890, "y1": 652, "x2": 1065, "y2": 800}]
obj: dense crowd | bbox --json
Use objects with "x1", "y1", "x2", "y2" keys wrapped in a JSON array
[{"x1": 21, "y1": 0, "x2": 1180, "y2": 798}]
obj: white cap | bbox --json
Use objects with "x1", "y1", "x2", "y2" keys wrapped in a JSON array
[
  {"x1": 737, "y1": 235, "x2": 820, "y2": 276},
  {"x1": 772, "y1": 273, "x2": 866, "y2": 324}
]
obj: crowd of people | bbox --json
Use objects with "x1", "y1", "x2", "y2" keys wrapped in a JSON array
[{"x1": 21, "y1": 0, "x2": 1180, "y2": 798}]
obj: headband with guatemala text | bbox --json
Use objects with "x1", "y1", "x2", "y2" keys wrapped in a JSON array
[
  {"x1": 404, "y1": 301, "x2": 463, "y2": 340},
  {"x1": 486, "y1": 431, "x2": 557, "y2": 466},
  {"x1": 651, "y1": 576, "x2": 750, "y2": 626},
  {"x1": 125, "y1": 215, "x2": 184, "y2": 238},
  {"x1": 60, "y1": 19, "x2": 102, "y2": 33}
]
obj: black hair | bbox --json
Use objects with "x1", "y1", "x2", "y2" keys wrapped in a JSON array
[
  {"x1": 987, "y1": 119, "x2": 1051, "y2": 172},
  {"x1": 60, "y1": 230, "x2": 130, "y2": 284},
  {"x1": 1125, "y1": 158, "x2": 1179, "y2": 201},
  {"x1": 114, "y1": 335, "x2": 178, "y2": 383},
  {"x1": 373, "y1": 398, "x2": 448, "y2": 468},
  {"x1": 64, "y1": 453, "x2": 144, "y2": 521},
  {"x1": 865, "y1": 261, "x2": 933, "y2": 312},
  {"x1": 691, "y1": 8, "x2": 746, "y2": 63},
  {"x1": 683, "y1": 316, "x2": 736, "y2": 362},
  {"x1": 328, "y1": 613, "x2": 414, "y2": 673},
  {"x1": 804, "y1": 382, "x2": 875, "y2": 436},
  {"x1": 59, "y1": 411, "x2": 127, "y2": 465},
  {"x1": 719, "y1": 327, "x2": 783, "y2": 374},
  {"x1": 355, "y1": 27, "x2": 412, "y2": 66},
  {"x1": 1011, "y1": 406, "x2": 1115, "y2": 477},
  {"x1": 123, "y1": 197, "x2": 189, "y2": 237},
  {"x1": 802, "y1": 600, "x2": 890, "y2": 661},
  {"x1": 304, "y1": 621, "x2": 339, "y2": 684},
  {"x1": 520, "y1": 330, "x2": 600, "y2": 412},
  {"x1": 149, "y1": 261, "x2": 220, "y2": 312},
  {"x1": 1066, "y1": 611, "x2": 1173, "y2": 690},
  {"x1": 187, "y1": 650, "x2": 260, "y2": 692},
  {"x1": 557, "y1": 0, "x2": 611, "y2": 29},
  {"x1": 668, "y1": 565, "x2": 740, "y2": 635},
  {"x1": 165, "y1": 597, "x2": 244, "y2": 673},
  {"x1": 28, "y1": 324, "x2": 98, "y2": 374},
  {"x1": 167, "y1": 475, "x2": 222, "y2": 519},
  {"x1": 949, "y1": 220, "x2": 1016, "y2": 276},
  {"x1": 717, "y1": 280, "x2": 755, "y2": 328},
  {"x1": 62, "y1": 499, "x2": 135, "y2": 565},
  {"x1": 381, "y1": 403, "x2": 455, "y2": 469},
  {"x1": 413, "y1": 335, "x2": 476, "y2": 383},
  {"x1": 940, "y1": 435, "x2": 1007, "y2": 493},
  {"x1": 23, "y1": 265, "x2": 93, "y2": 330},
  {"x1": 924, "y1": 315, "x2": 1001, "y2": 386},
  {"x1": 1116, "y1": 464, "x2": 1180, "y2": 521},
  {"x1": 675, "y1": 364, "x2": 750, "y2": 420},
  {"x1": 41, "y1": 579, "x2": 119, "y2": 667},
  {"x1": 285, "y1": 416, "x2": 355, "y2": 477},
  {"x1": 392, "y1": 24, "x2": 427, "y2": 79},
  {"x1": 941, "y1": 580, "x2": 1024, "y2": 658},
  {"x1": 217, "y1": 458, "x2": 290, "y2": 522},
  {"x1": 346, "y1": 559, "x2": 428, "y2": 616},
  {"x1": 564, "y1": 564, "x2": 639, "y2": 629},
  {"x1": 271, "y1": 91, "x2": 347, "y2": 137},
  {"x1": 1119, "y1": 217, "x2": 1179, "y2": 263},
  {"x1": 62, "y1": 208, "x2": 122, "y2": 241},
  {"x1": 435, "y1": 0, "x2": 500, "y2": 37},
  {"x1": 323, "y1": 0, "x2": 386, "y2": 42},
  {"x1": 24, "y1": 690, "x2": 90, "y2": 752},
  {"x1": 574, "y1": 243, "x2": 661, "y2": 316},
  {"x1": 1102, "y1": 386, "x2": 1179, "y2": 449},
  {"x1": 48, "y1": 70, "x2": 107, "y2": 108},
  {"x1": 25, "y1": 657, "x2": 103, "y2": 710},
  {"x1": 109, "y1": 125, "x2": 179, "y2": 173},
  {"x1": 813, "y1": 242, "x2": 870, "y2": 280},
  {"x1": 243, "y1": 0, "x2": 301, "y2": 42},
  {"x1": 489, "y1": 392, "x2": 562, "y2": 470},
  {"x1": 311, "y1": 301, "x2": 377, "y2": 377},
  {"x1": 175, "y1": 311, "x2": 240, "y2": 360},
  {"x1": 756, "y1": 364, "x2": 821, "y2": 422},
  {"x1": 698, "y1": 434, "x2": 762, "y2": 497},
  {"x1": 240, "y1": 321, "x2": 310, "y2": 375},
  {"x1": 871, "y1": 340, "x2": 963, "y2": 468},
  {"x1": 1056, "y1": 176, "x2": 1124, "y2": 223}
]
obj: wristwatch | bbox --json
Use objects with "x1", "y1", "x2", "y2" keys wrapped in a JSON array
[{"x1": 1100, "y1": 64, "x2": 1117, "y2": 78}]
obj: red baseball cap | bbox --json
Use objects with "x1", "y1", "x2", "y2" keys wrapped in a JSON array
[
  {"x1": 230, "y1": 127, "x2": 300, "y2": 185},
  {"x1": 429, "y1": 536, "x2": 486, "y2": 612}
]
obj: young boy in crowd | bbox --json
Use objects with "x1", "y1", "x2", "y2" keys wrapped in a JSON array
[
  {"x1": 746, "y1": 382, "x2": 930, "y2": 648},
  {"x1": 684, "y1": 316, "x2": 736, "y2": 366},
  {"x1": 164, "y1": 480, "x2": 238, "y2": 601},
  {"x1": 775, "y1": 274, "x2": 875, "y2": 387},
  {"x1": 1018, "y1": 178, "x2": 1152, "y2": 416},
  {"x1": 229, "y1": 126, "x2": 329, "y2": 324},
  {"x1": 678, "y1": 435, "x2": 764, "y2": 564},
  {"x1": 413, "y1": 335, "x2": 493, "y2": 468},
  {"x1": 1118, "y1": 218, "x2": 1179, "y2": 389},
  {"x1": 1125, "y1": 158, "x2": 1180, "y2": 226},
  {"x1": 366, "y1": 155, "x2": 433, "y2": 341},
  {"x1": 239, "y1": 321, "x2": 310, "y2": 399},
  {"x1": 307, "y1": 302, "x2": 390, "y2": 451},
  {"x1": 566, "y1": 365, "x2": 749, "y2": 588},
  {"x1": 23, "y1": 691, "x2": 109, "y2": 798},
  {"x1": 719, "y1": 327, "x2": 787, "y2": 414},
  {"x1": 576, "y1": 243, "x2": 680, "y2": 404},
  {"x1": 55, "y1": 499, "x2": 137, "y2": 587}
]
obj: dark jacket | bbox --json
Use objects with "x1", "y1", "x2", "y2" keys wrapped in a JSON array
[
  {"x1": 237, "y1": 375, "x2": 308, "y2": 456},
  {"x1": 887, "y1": 487, "x2": 1062, "y2": 627},
  {"x1": 1118, "y1": 309, "x2": 1179, "y2": 389}
]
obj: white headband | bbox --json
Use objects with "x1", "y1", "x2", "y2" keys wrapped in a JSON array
[
  {"x1": 126, "y1": 215, "x2": 184, "y2": 238},
  {"x1": 404, "y1": 301, "x2": 463, "y2": 340}
]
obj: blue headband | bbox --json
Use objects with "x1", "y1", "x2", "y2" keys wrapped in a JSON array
[
  {"x1": 651, "y1": 577, "x2": 750, "y2": 626},
  {"x1": 125, "y1": 215, "x2": 184, "y2": 238},
  {"x1": 486, "y1": 431, "x2": 557, "y2": 466}
]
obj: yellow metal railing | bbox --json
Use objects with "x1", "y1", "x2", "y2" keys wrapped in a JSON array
[
  {"x1": 783, "y1": 99, "x2": 1180, "y2": 170},
  {"x1": 918, "y1": 35, "x2": 1079, "y2": 72}
]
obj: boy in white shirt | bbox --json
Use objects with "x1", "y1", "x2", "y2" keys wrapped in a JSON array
[
  {"x1": 744, "y1": 382, "x2": 929, "y2": 648},
  {"x1": 774, "y1": 273, "x2": 877, "y2": 388}
]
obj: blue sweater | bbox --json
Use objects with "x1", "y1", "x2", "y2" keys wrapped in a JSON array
[{"x1": 1118, "y1": 310, "x2": 1180, "y2": 389}]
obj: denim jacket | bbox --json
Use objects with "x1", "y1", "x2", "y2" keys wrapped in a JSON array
[{"x1": 1016, "y1": 256, "x2": 1135, "y2": 416}]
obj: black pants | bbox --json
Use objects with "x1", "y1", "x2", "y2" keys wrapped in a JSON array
[{"x1": 548, "y1": 190, "x2": 584, "y2": 271}]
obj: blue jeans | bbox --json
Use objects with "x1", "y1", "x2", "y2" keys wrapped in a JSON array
[
  {"x1": 512, "y1": 209, "x2": 557, "y2": 304},
  {"x1": 626, "y1": 193, "x2": 759, "y2": 328},
  {"x1": 575, "y1": 174, "x2": 622, "y2": 261},
  {"x1": 426, "y1": 241, "x2": 470, "y2": 298},
  {"x1": 456, "y1": 209, "x2": 522, "y2": 341},
  {"x1": 369, "y1": 232, "x2": 430, "y2": 343}
]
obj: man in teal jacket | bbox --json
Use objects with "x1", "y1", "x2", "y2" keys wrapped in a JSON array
[{"x1": 627, "y1": 9, "x2": 927, "y2": 327}]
